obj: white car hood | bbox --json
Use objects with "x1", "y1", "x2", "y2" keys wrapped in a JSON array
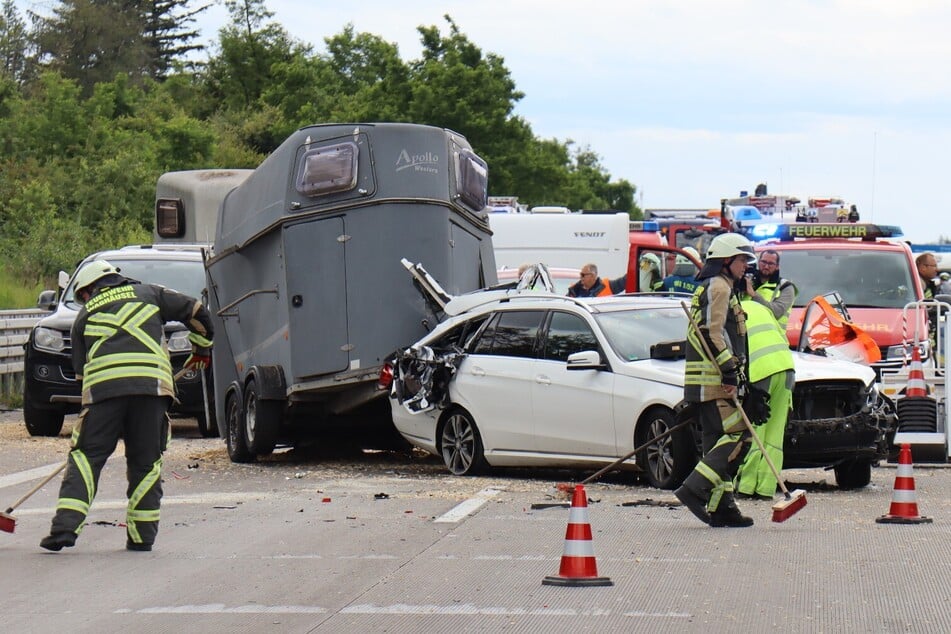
[{"x1": 617, "y1": 351, "x2": 874, "y2": 388}]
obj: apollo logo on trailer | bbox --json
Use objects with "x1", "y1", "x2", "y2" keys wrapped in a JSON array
[{"x1": 395, "y1": 149, "x2": 439, "y2": 174}]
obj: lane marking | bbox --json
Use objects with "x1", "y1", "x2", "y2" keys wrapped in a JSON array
[
  {"x1": 434, "y1": 487, "x2": 504, "y2": 523},
  {"x1": 0, "y1": 462, "x2": 63, "y2": 490},
  {"x1": 115, "y1": 603, "x2": 692, "y2": 618}
]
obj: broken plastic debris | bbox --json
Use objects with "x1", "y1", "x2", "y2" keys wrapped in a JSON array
[
  {"x1": 321, "y1": 497, "x2": 332, "y2": 503},
  {"x1": 374, "y1": 493, "x2": 390, "y2": 500}
]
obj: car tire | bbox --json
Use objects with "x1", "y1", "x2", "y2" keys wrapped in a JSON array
[
  {"x1": 636, "y1": 407, "x2": 693, "y2": 490},
  {"x1": 438, "y1": 408, "x2": 486, "y2": 476},
  {"x1": 24, "y1": 400, "x2": 65, "y2": 437},
  {"x1": 244, "y1": 378, "x2": 280, "y2": 456},
  {"x1": 226, "y1": 390, "x2": 255, "y2": 463},
  {"x1": 834, "y1": 458, "x2": 872, "y2": 490}
]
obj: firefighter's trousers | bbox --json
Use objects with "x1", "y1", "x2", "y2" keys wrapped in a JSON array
[
  {"x1": 681, "y1": 398, "x2": 752, "y2": 512},
  {"x1": 49, "y1": 395, "x2": 170, "y2": 546},
  {"x1": 736, "y1": 370, "x2": 794, "y2": 497}
]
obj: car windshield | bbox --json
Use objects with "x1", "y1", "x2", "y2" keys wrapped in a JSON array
[
  {"x1": 65, "y1": 258, "x2": 205, "y2": 303},
  {"x1": 777, "y1": 248, "x2": 916, "y2": 309},
  {"x1": 594, "y1": 306, "x2": 686, "y2": 361}
]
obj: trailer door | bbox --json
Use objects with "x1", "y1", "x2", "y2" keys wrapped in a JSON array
[{"x1": 284, "y1": 217, "x2": 349, "y2": 379}]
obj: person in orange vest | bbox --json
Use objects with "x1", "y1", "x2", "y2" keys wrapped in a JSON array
[{"x1": 566, "y1": 263, "x2": 625, "y2": 297}]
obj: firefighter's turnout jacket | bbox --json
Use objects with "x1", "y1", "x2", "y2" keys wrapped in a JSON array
[
  {"x1": 685, "y1": 272, "x2": 748, "y2": 402},
  {"x1": 71, "y1": 282, "x2": 214, "y2": 404}
]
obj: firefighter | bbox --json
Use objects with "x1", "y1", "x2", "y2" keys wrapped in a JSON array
[
  {"x1": 40, "y1": 260, "x2": 213, "y2": 552},
  {"x1": 675, "y1": 232, "x2": 757, "y2": 528},
  {"x1": 661, "y1": 247, "x2": 701, "y2": 294},
  {"x1": 639, "y1": 252, "x2": 663, "y2": 291},
  {"x1": 734, "y1": 299, "x2": 795, "y2": 499},
  {"x1": 745, "y1": 248, "x2": 797, "y2": 330}
]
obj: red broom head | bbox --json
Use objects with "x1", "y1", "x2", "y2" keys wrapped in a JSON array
[
  {"x1": 771, "y1": 489, "x2": 807, "y2": 523},
  {"x1": 0, "y1": 510, "x2": 16, "y2": 534}
]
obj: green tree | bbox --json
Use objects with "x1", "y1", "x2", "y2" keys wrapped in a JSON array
[{"x1": 0, "y1": 0, "x2": 30, "y2": 83}]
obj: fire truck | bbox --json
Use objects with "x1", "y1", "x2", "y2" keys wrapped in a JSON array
[{"x1": 757, "y1": 222, "x2": 931, "y2": 374}]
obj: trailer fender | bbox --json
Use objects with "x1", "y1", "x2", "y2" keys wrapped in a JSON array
[{"x1": 246, "y1": 365, "x2": 286, "y2": 401}]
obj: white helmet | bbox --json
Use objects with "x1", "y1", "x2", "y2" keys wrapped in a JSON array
[
  {"x1": 705, "y1": 233, "x2": 757, "y2": 263},
  {"x1": 73, "y1": 260, "x2": 120, "y2": 294}
]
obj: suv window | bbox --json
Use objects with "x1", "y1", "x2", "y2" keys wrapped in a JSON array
[
  {"x1": 65, "y1": 257, "x2": 204, "y2": 304},
  {"x1": 542, "y1": 311, "x2": 599, "y2": 361},
  {"x1": 777, "y1": 249, "x2": 916, "y2": 309},
  {"x1": 471, "y1": 310, "x2": 545, "y2": 358}
]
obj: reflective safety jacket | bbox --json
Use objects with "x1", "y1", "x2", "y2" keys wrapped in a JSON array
[
  {"x1": 71, "y1": 282, "x2": 214, "y2": 405},
  {"x1": 741, "y1": 300, "x2": 794, "y2": 383},
  {"x1": 752, "y1": 276, "x2": 797, "y2": 329},
  {"x1": 685, "y1": 273, "x2": 747, "y2": 402}
]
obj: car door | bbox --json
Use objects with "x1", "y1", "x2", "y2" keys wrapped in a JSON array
[
  {"x1": 454, "y1": 310, "x2": 545, "y2": 454},
  {"x1": 531, "y1": 310, "x2": 617, "y2": 458}
]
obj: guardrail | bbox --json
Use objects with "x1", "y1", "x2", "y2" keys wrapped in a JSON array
[{"x1": 0, "y1": 308, "x2": 46, "y2": 402}]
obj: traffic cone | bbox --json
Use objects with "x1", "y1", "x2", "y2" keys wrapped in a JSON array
[
  {"x1": 876, "y1": 444, "x2": 932, "y2": 524},
  {"x1": 903, "y1": 348, "x2": 929, "y2": 398},
  {"x1": 542, "y1": 484, "x2": 613, "y2": 587}
]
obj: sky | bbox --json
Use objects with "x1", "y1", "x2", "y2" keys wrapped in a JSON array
[{"x1": 17, "y1": 1, "x2": 951, "y2": 243}]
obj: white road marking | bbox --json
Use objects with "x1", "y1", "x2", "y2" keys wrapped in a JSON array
[
  {"x1": 115, "y1": 604, "x2": 692, "y2": 618},
  {"x1": 0, "y1": 462, "x2": 64, "y2": 490},
  {"x1": 433, "y1": 487, "x2": 504, "y2": 523}
]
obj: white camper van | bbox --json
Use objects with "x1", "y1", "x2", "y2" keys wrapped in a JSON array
[{"x1": 488, "y1": 212, "x2": 631, "y2": 278}]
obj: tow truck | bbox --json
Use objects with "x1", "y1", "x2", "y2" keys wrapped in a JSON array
[{"x1": 755, "y1": 222, "x2": 930, "y2": 374}]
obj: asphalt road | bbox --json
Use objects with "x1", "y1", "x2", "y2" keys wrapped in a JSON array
[{"x1": 1, "y1": 411, "x2": 949, "y2": 633}]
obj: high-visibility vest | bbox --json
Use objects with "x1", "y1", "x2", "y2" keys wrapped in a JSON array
[
  {"x1": 756, "y1": 278, "x2": 796, "y2": 328},
  {"x1": 684, "y1": 274, "x2": 746, "y2": 402},
  {"x1": 741, "y1": 300, "x2": 794, "y2": 383}
]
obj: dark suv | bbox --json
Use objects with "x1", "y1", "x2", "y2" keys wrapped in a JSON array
[{"x1": 23, "y1": 245, "x2": 215, "y2": 437}]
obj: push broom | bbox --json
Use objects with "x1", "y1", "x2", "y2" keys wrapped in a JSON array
[
  {"x1": 681, "y1": 301, "x2": 807, "y2": 523},
  {"x1": 1, "y1": 461, "x2": 67, "y2": 533}
]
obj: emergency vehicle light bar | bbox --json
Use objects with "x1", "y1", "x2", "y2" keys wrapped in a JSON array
[
  {"x1": 629, "y1": 221, "x2": 660, "y2": 232},
  {"x1": 775, "y1": 222, "x2": 903, "y2": 241}
]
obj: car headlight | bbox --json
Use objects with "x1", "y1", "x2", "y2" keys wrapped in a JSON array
[
  {"x1": 166, "y1": 330, "x2": 192, "y2": 353},
  {"x1": 885, "y1": 340, "x2": 930, "y2": 361},
  {"x1": 33, "y1": 327, "x2": 66, "y2": 353}
]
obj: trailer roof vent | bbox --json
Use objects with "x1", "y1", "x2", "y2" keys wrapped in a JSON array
[{"x1": 296, "y1": 142, "x2": 358, "y2": 198}]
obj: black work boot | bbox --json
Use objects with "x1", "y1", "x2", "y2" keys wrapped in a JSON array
[
  {"x1": 126, "y1": 541, "x2": 152, "y2": 552},
  {"x1": 674, "y1": 486, "x2": 711, "y2": 525},
  {"x1": 710, "y1": 504, "x2": 754, "y2": 528},
  {"x1": 40, "y1": 531, "x2": 77, "y2": 552}
]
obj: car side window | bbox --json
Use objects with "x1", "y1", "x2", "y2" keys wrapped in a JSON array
[
  {"x1": 471, "y1": 310, "x2": 544, "y2": 358},
  {"x1": 542, "y1": 311, "x2": 599, "y2": 362}
]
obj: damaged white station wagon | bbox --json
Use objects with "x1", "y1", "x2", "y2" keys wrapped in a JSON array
[{"x1": 387, "y1": 288, "x2": 894, "y2": 490}]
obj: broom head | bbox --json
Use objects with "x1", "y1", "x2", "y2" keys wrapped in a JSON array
[
  {"x1": 771, "y1": 489, "x2": 807, "y2": 523},
  {"x1": 0, "y1": 509, "x2": 16, "y2": 533}
]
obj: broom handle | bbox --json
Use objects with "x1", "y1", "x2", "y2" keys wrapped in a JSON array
[
  {"x1": 680, "y1": 301, "x2": 792, "y2": 498},
  {"x1": 581, "y1": 419, "x2": 692, "y2": 485},
  {"x1": 4, "y1": 461, "x2": 67, "y2": 513}
]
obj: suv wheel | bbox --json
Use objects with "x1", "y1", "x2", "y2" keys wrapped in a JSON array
[
  {"x1": 834, "y1": 458, "x2": 872, "y2": 490},
  {"x1": 24, "y1": 400, "x2": 65, "y2": 437}
]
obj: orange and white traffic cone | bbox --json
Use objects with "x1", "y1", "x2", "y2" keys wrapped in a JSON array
[
  {"x1": 542, "y1": 484, "x2": 613, "y2": 587},
  {"x1": 876, "y1": 444, "x2": 932, "y2": 524},
  {"x1": 904, "y1": 348, "x2": 929, "y2": 398}
]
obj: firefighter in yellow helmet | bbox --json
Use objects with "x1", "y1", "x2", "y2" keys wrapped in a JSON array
[
  {"x1": 40, "y1": 260, "x2": 213, "y2": 552},
  {"x1": 675, "y1": 233, "x2": 757, "y2": 528}
]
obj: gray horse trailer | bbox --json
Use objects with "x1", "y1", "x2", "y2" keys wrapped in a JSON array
[
  {"x1": 154, "y1": 169, "x2": 253, "y2": 244},
  {"x1": 205, "y1": 123, "x2": 496, "y2": 462}
]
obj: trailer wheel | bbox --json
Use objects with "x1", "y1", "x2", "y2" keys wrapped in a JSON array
[
  {"x1": 244, "y1": 378, "x2": 280, "y2": 456},
  {"x1": 226, "y1": 390, "x2": 255, "y2": 463}
]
